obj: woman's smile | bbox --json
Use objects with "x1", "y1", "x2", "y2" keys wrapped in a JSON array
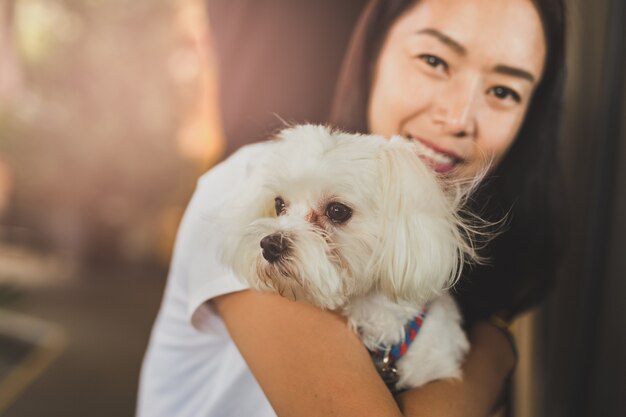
[{"x1": 405, "y1": 134, "x2": 465, "y2": 174}]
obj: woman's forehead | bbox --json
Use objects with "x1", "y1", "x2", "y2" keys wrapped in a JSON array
[{"x1": 391, "y1": 0, "x2": 546, "y2": 78}]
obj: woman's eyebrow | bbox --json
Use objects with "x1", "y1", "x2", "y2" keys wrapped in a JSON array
[
  {"x1": 493, "y1": 65, "x2": 535, "y2": 83},
  {"x1": 416, "y1": 28, "x2": 466, "y2": 55}
]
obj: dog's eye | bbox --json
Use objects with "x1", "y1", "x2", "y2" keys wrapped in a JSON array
[
  {"x1": 325, "y1": 202, "x2": 352, "y2": 224},
  {"x1": 274, "y1": 197, "x2": 286, "y2": 216}
]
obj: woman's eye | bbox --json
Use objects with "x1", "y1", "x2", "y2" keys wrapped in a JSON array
[
  {"x1": 325, "y1": 202, "x2": 353, "y2": 224},
  {"x1": 274, "y1": 197, "x2": 286, "y2": 216},
  {"x1": 488, "y1": 86, "x2": 522, "y2": 104},
  {"x1": 418, "y1": 54, "x2": 449, "y2": 72}
]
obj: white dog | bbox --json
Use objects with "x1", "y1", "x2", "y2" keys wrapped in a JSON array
[{"x1": 221, "y1": 124, "x2": 479, "y2": 391}]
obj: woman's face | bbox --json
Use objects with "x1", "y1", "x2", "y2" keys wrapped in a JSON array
[{"x1": 368, "y1": 0, "x2": 546, "y2": 179}]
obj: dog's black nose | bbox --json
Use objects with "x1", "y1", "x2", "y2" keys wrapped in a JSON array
[{"x1": 260, "y1": 233, "x2": 288, "y2": 263}]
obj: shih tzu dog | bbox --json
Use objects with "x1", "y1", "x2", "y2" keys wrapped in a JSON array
[{"x1": 221, "y1": 124, "x2": 480, "y2": 391}]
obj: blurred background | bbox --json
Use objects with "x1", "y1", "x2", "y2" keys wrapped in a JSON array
[
  {"x1": 0, "y1": 0, "x2": 624, "y2": 416},
  {"x1": 0, "y1": 0, "x2": 224, "y2": 415}
]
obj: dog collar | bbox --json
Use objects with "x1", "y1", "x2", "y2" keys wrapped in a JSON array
[{"x1": 368, "y1": 305, "x2": 428, "y2": 390}]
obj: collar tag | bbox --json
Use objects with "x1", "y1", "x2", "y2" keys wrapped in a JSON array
[
  {"x1": 372, "y1": 346, "x2": 400, "y2": 388},
  {"x1": 367, "y1": 306, "x2": 429, "y2": 391}
]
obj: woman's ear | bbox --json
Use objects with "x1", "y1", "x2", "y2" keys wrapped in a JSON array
[{"x1": 370, "y1": 139, "x2": 472, "y2": 304}]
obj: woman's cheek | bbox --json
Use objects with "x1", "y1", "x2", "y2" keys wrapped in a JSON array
[
  {"x1": 484, "y1": 112, "x2": 522, "y2": 152},
  {"x1": 395, "y1": 70, "x2": 436, "y2": 115}
]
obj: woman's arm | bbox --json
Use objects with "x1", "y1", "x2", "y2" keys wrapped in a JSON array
[
  {"x1": 215, "y1": 291, "x2": 515, "y2": 417},
  {"x1": 214, "y1": 290, "x2": 403, "y2": 417},
  {"x1": 396, "y1": 322, "x2": 516, "y2": 417}
]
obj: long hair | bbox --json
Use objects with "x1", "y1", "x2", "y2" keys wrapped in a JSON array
[{"x1": 329, "y1": 0, "x2": 567, "y2": 323}]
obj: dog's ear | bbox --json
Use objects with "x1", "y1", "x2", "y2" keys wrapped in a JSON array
[
  {"x1": 370, "y1": 138, "x2": 476, "y2": 304},
  {"x1": 216, "y1": 146, "x2": 280, "y2": 267},
  {"x1": 229, "y1": 124, "x2": 336, "y2": 224}
]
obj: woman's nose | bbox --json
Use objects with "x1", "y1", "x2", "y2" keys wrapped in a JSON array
[{"x1": 432, "y1": 76, "x2": 480, "y2": 137}]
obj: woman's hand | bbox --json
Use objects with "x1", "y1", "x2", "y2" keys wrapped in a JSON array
[
  {"x1": 213, "y1": 290, "x2": 404, "y2": 417},
  {"x1": 396, "y1": 321, "x2": 517, "y2": 417}
]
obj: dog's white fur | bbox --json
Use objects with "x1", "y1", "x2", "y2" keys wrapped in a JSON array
[{"x1": 221, "y1": 124, "x2": 478, "y2": 390}]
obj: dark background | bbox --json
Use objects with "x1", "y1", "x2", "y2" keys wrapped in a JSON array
[{"x1": 538, "y1": 0, "x2": 626, "y2": 416}]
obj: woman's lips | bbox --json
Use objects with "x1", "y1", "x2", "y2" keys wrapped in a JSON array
[{"x1": 405, "y1": 135, "x2": 464, "y2": 174}]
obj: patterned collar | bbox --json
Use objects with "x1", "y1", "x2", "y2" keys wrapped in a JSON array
[{"x1": 368, "y1": 305, "x2": 428, "y2": 390}]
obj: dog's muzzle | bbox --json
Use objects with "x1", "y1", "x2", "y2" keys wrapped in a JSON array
[{"x1": 260, "y1": 233, "x2": 289, "y2": 263}]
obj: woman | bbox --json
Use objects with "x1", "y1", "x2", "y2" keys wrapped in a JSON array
[
  {"x1": 332, "y1": 0, "x2": 566, "y2": 327},
  {"x1": 137, "y1": 0, "x2": 566, "y2": 416}
]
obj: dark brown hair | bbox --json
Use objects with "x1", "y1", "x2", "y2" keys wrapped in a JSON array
[{"x1": 330, "y1": 0, "x2": 567, "y2": 323}]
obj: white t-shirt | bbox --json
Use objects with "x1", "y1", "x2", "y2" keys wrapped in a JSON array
[{"x1": 136, "y1": 143, "x2": 277, "y2": 417}]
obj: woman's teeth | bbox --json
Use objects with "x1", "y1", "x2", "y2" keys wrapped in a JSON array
[{"x1": 407, "y1": 136, "x2": 457, "y2": 166}]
